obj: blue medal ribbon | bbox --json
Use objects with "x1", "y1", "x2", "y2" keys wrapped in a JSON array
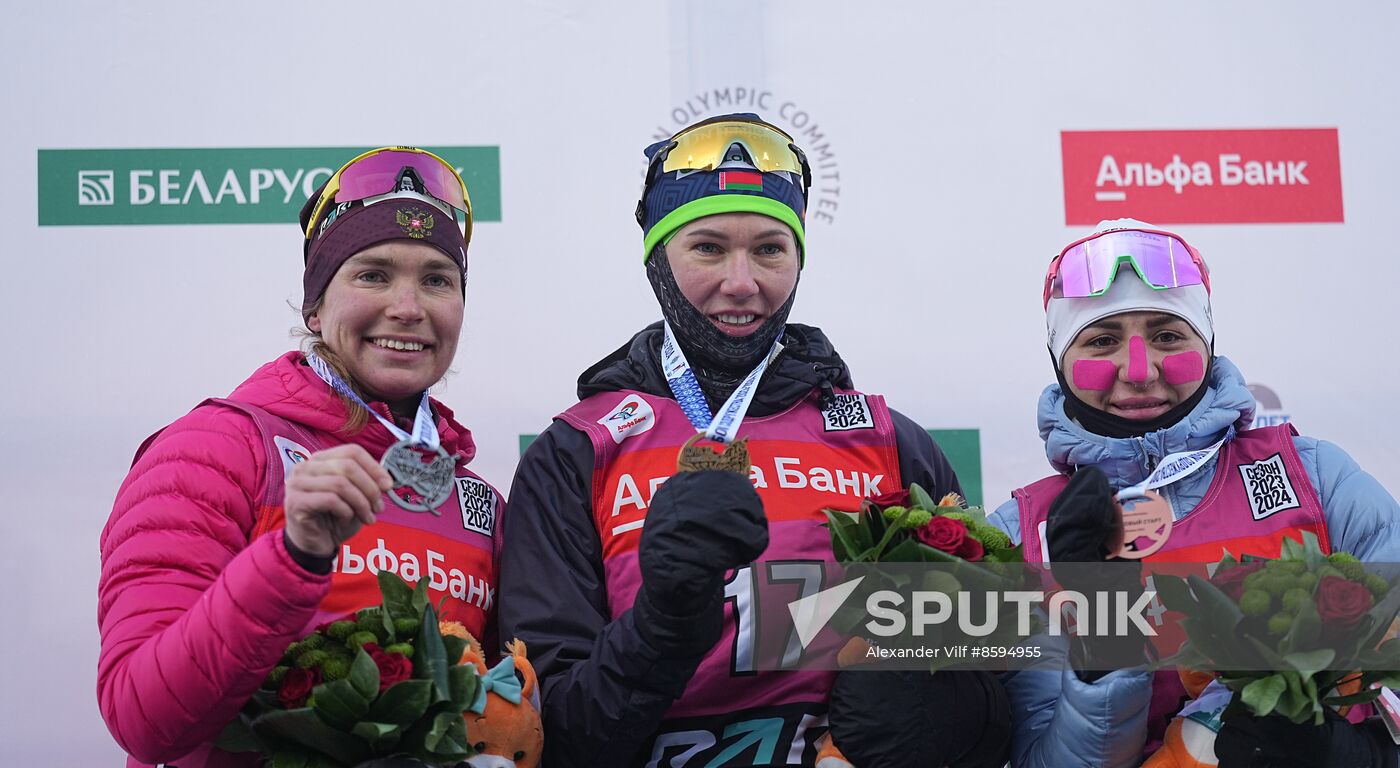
[{"x1": 661, "y1": 321, "x2": 781, "y2": 444}]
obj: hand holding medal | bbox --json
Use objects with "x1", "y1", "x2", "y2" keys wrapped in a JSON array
[
  {"x1": 306, "y1": 353, "x2": 459, "y2": 515},
  {"x1": 284, "y1": 444, "x2": 393, "y2": 557}
]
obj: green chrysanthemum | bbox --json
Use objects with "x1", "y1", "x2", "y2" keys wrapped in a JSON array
[
  {"x1": 967, "y1": 522, "x2": 1012, "y2": 551},
  {"x1": 903, "y1": 509, "x2": 933, "y2": 528},
  {"x1": 325, "y1": 620, "x2": 357, "y2": 641},
  {"x1": 266, "y1": 665, "x2": 290, "y2": 687},
  {"x1": 1365, "y1": 574, "x2": 1390, "y2": 598},
  {"x1": 295, "y1": 649, "x2": 330, "y2": 670},
  {"x1": 1239, "y1": 589, "x2": 1272, "y2": 617},
  {"x1": 1281, "y1": 587, "x2": 1312, "y2": 614},
  {"x1": 320, "y1": 656, "x2": 352, "y2": 681},
  {"x1": 346, "y1": 631, "x2": 379, "y2": 651}
]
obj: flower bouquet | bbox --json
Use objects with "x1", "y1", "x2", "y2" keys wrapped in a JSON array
[
  {"x1": 822, "y1": 485, "x2": 1027, "y2": 670},
  {"x1": 216, "y1": 570, "x2": 483, "y2": 767},
  {"x1": 823, "y1": 484, "x2": 1022, "y2": 566},
  {"x1": 1154, "y1": 532, "x2": 1400, "y2": 725}
]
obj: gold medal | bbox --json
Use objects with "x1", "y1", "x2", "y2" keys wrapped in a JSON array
[
  {"x1": 676, "y1": 432, "x2": 751, "y2": 475},
  {"x1": 1107, "y1": 489, "x2": 1174, "y2": 559}
]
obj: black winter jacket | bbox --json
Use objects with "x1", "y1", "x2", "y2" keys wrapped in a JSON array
[{"x1": 498, "y1": 322, "x2": 962, "y2": 767}]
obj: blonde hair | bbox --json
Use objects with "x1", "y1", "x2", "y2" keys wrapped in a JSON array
[{"x1": 294, "y1": 298, "x2": 371, "y2": 433}]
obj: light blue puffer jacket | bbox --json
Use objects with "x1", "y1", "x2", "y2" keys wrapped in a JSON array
[{"x1": 988, "y1": 356, "x2": 1400, "y2": 768}]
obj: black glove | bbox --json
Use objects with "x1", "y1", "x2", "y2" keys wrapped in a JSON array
[
  {"x1": 829, "y1": 669, "x2": 1011, "y2": 768},
  {"x1": 1047, "y1": 466, "x2": 1118, "y2": 564},
  {"x1": 633, "y1": 470, "x2": 769, "y2": 657},
  {"x1": 1216, "y1": 709, "x2": 1396, "y2": 768},
  {"x1": 1047, "y1": 467, "x2": 1147, "y2": 681}
]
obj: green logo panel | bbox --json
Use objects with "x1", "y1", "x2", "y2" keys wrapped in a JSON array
[
  {"x1": 517, "y1": 428, "x2": 983, "y2": 506},
  {"x1": 37, "y1": 146, "x2": 500, "y2": 226}
]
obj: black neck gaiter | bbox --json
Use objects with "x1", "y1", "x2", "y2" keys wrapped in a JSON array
[
  {"x1": 646, "y1": 245, "x2": 797, "y2": 412},
  {"x1": 1054, "y1": 353, "x2": 1214, "y2": 439}
]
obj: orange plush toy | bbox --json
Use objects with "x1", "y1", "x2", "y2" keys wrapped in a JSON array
[{"x1": 444, "y1": 623, "x2": 544, "y2": 768}]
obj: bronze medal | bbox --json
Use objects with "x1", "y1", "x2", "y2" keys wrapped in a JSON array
[
  {"x1": 1107, "y1": 489, "x2": 1174, "y2": 560},
  {"x1": 676, "y1": 432, "x2": 751, "y2": 475}
]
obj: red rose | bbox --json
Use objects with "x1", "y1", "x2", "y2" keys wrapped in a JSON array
[
  {"x1": 915, "y1": 516, "x2": 969, "y2": 554},
  {"x1": 277, "y1": 668, "x2": 319, "y2": 709},
  {"x1": 870, "y1": 488, "x2": 912, "y2": 509},
  {"x1": 1316, "y1": 575, "x2": 1373, "y2": 627},
  {"x1": 1210, "y1": 562, "x2": 1265, "y2": 602},
  {"x1": 367, "y1": 646, "x2": 414, "y2": 692},
  {"x1": 955, "y1": 534, "x2": 985, "y2": 562}
]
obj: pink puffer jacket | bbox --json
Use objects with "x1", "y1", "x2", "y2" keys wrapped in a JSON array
[{"x1": 97, "y1": 352, "x2": 482, "y2": 767}]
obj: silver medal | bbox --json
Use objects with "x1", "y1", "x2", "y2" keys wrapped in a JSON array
[{"x1": 381, "y1": 440, "x2": 457, "y2": 513}]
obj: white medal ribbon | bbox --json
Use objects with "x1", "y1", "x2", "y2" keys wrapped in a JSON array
[
  {"x1": 306, "y1": 353, "x2": 454, "y2": 512},
  {"x1": 1114, "y1": 426, "x2": 1235, "y2": 502},
  {"x1": 306, "y1": 353, "x2": 440, "y2": 449},
  {"x1": 661, "y1": 321, "x2": 782, "y2": 444}
]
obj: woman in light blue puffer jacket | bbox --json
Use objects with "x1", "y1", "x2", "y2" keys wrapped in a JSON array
[{"x1": 987, "y1": 220, "x2": 1400, "y2": 768}]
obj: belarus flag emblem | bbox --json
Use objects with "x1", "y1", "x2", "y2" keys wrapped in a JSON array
[{"x1": 719, "y1": 171, "x2": 763, "y2": 192}]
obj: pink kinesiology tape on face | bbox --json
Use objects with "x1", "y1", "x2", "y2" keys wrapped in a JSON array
[
  {"x1": 1072, "y1": 359, "x2": 1118, "y2": 391},
  {"x1": 1127, "y1": 336, "x2": 1149, "y2": 382},
  {"x1": 1162, "y1": 351, "x2": 1206, "y2": 385}
]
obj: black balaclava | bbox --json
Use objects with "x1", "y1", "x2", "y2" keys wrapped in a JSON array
[
  {"x1": 1054, "y1": 350, "x2": 1214, "y2": 439},
  {"x1": 646, "y1": 243, "x2": 797, "y2": 412}
]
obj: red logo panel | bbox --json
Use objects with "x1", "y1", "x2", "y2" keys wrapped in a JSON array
[{"x1": 1061, "y1": 129, "x2": 1343, "y2": 225}]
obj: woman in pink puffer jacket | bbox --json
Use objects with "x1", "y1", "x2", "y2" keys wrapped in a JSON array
[{"x1": 97, "y1": 148, "x2": 503, "y2": 768}]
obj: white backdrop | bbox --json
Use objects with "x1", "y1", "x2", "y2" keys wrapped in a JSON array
[{"x1": 3, "y1": 1, "x2": 1398, "y2": 762}]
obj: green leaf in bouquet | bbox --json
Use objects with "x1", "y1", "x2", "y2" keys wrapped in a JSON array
[
  {"x1": 1280, "y1": 535, "x2": 1304, "y2": 561},
  {"x1": 348, "y1": 648, "x2": 381, "y2": 701},
  {"x1": 823, "y1": 509, "x2": 864, "y2": 563},
  {"x1": 1300, "y1": 531, "x2": 1327, "y2": 560},
  {"x1": 369, "y1": 679, "x2": 435, "y2": 724},
  {"x1": 866, "y1": 498, "x2": 890, "y2": 539},
  {"x1": 378, "y1": 569, "x2": 417, "y2": 623},
  {"x1": 1150, "y1": 574, "x2": 1198, "y2": 614},
  {"x1": 880, "y1": 537, "x2": 925, "y2": 564},
  {"x1": 213, "y1": 714, "x2": 264, "y2": 754},
  {"x1": 1186, "y1": 575, "x2": 1246, "y2": 634},
  {"x1": 1279, "y1": 595, "x2": 1323, "y2": 655},
  {"x1": 270, "y1": 752, "x2": 311, "y2": 768},
  {"x1": 448, "y1": 663, "x2": 480, "y2": 713},
  {"x1": 442, "y1": 634, "x2": 469, "y2": 669},
  {"x1": 1242, "y1": 635, "x2": 1287, "y2": 670},
  {"x1": 415, "y1": 604, "x2": 451, "y2": 702},
  {"x1": 982, "y1": 544, "x2": 1024, "y2": 564},
  {"x1": 312, "y1": 678, "x2": 371, "y2": 726},
  {"x1": 1272, "y1": 671, "x2": 1319, "y2": 725},
  {"x1": 952, "y1": 506, "x2": 990, "y2": 528},
  {"x1": 411, "y1": 571, "x2": 431, "y2": 617},
  {"x1": 425, "y1": 710, "x2": 471, "y2": 757},
  {"x1": 252, "y1": 707, "x2": 370, "y2": 766},
  {"x1": 1174, "y1": 616, "x2": 1242, "y2": 668},
  {"x1": 909, "y1": 483, "x2": 936, "y2": 512},
  {"x1": 861, "y1": 506, "x2": 913, "y2": 561},
  {"x1": 1300, "y1": 674, "x2": 1325, "y2": 725},
  {"x1": 1283, "y1": 649, "x2": 1337, "y2": 679},
  {"x1": 350, "y1": 720, "x2": 403, "y2": 753},
  {"x1": 1239, "y1": 673, "x2": 1287, "y2": 717}
]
